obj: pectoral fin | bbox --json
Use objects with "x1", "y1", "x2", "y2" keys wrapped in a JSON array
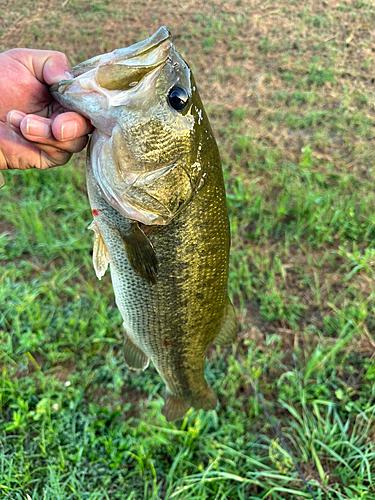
[
  {"x1": 88, "y1": 221, "x2": 111, "y2": 280},
  {"x1": 212, "y1": 298, "x2": 237, "y2": 347},
  {"x1": 120, "y1": 222, "x2": 158, "y2": 285}
]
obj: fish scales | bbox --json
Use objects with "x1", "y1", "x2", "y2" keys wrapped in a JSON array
[{"x1": 52, "y1": 26, "x2": 237, "y2": 421}]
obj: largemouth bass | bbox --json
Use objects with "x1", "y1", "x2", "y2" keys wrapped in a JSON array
[{"x1": 51, "y1": 27, "x2": 237, "y2": 421}]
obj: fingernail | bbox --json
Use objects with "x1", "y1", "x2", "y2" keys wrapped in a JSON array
[
  {"x1": 7, "y1": 111, "x2": 25, "y2": 127},
  {"x1": 26, "y1": 118, "x2": 50, "y2": 138},
  {"x1": 61, "y1": 121, "x2": 78, "y2": 140},
  {"x1": 54, "y1": 70, "x2": 73, "y2": 83}
]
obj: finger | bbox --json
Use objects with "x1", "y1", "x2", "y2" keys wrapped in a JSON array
[
  {"x1": 51, "y1": 112, "x2": 94, "y2": 142},
  {"x1": 42, "y1": 52, "x2": 74, "y2": 85},
  {"x1": 19, "y1": 114, "x2": 89, "y2": 154},
  {"x1": 0, "y1": 122, "x2": 61, "y2": 170},
  {"x1": 20, "y1": 114, "x2": 53, "y2": 140},
  {"x1": 40, "y1": 149, "x2": 73, "y2": 170},
  {"x1": 7, "y1": 110, "x2": 26, "y2": 128},
  {"x1": 8, "y1": 48, "x2": 73, "y2": 85}
]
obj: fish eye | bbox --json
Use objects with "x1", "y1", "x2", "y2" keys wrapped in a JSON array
[{"x1": 167, "y1": 86, "x2": 189, "y2": 111}]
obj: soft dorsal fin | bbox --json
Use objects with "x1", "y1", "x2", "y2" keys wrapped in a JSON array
[{"x1": 212, "y1": 297, "x2": 237, "y2": 347}]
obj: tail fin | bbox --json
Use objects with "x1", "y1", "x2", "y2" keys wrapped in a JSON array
[
  {"x1": 191, "y1": 386, "x2": 217, "y2": 411},
  {"x1": 164, "y1": 394, "x2": 191, "y2": 422},
  {"x1": 164, "y1": 386, "x2": 217, "y2": 422}
]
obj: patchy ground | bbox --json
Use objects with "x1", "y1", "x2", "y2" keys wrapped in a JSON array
[{"x1": 1, "y1": 1, "x2": 375, "y2": 499}]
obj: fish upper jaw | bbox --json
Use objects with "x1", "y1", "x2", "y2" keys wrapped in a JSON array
[
  {"x1": 71, "y1": 26, "x2": 171, "y2": 76},
  {"x1": 50, "y1": 27, "x2": 173, "y2": 135}
]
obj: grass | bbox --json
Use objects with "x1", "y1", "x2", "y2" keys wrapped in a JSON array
[{"x1": 1, "y1": 0, "x2": 375, "y2": 498}]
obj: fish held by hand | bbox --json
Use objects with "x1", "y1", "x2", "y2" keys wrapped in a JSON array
[{"x1": 52, "y1": 26, "x2": 237, "y2": 421}]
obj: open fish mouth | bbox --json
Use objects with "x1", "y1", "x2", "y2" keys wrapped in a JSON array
[{"x1": 50, "y1": 26, "x2": 172, "y2": 113}]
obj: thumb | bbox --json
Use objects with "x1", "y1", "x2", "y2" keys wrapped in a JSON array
[
  {"x1": 9, "y1": 48, "x2": 74, "y2": 85},
  {"x1": 42, "y1": 51, "x2": 74, "y2": 85}
]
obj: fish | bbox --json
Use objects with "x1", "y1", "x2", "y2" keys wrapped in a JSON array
[{"x1": 51, "y1": 26, "x2": 237, "y2": 421}]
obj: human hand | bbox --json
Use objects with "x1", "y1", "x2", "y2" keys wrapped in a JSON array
[{"x1": 0, "y1": 48, "x2": 93, "y2": 172}]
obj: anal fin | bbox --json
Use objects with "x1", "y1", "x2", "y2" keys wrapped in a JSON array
[
  {"x1": 123, "y1": 329, "x2": 149, "y2": 371},
  {"x1": 120, "y1": 222, "x2": 158, "y2": 285},
  {"x1": 212, "y1": 297, "x2": 238, "y2": 347}
]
